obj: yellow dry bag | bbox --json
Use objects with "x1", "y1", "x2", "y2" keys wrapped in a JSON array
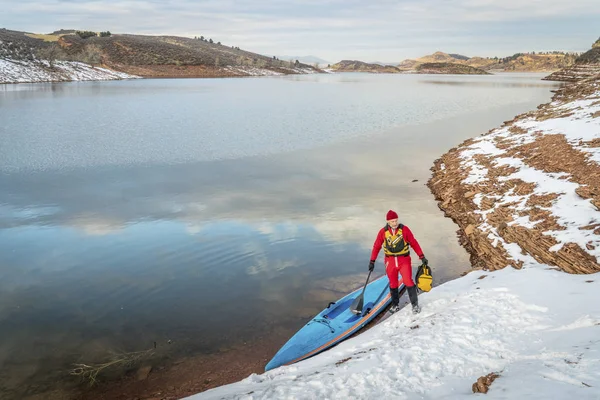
[{"x1": 416, "y1": 264, "x2": 433, "y2": 292}]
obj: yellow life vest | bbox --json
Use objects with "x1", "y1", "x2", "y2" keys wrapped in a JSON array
[{"x1": 383, "y1": 224, "x2": 410, "y2": 256}]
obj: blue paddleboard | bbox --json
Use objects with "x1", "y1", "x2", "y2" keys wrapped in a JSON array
[{"x1": 265, "y1": 275, "x2": 404, "y2": 371}]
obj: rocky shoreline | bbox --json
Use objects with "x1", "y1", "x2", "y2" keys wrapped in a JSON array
[{"x1": 428, "y1": 74, "x2": 600, "y2": 274}]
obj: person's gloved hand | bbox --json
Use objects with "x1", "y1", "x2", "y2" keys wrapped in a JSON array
[
  {"x1": 420, "y1": 256, "x2": 428, "y2": 266},
  {"x1": 368, "y1": 260, "x2": 375, "y2": 271}
]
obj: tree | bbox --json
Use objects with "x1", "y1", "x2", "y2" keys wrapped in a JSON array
[
  {"x1": 217, "y1": 41, "x2": 221, "y2": 45},
  {"x1": 38, "y1": 43, "x2": 63, "y2": 69},
  {"x1": 209, "y1": 38, "x2": 213, "y2": 44},
  {"x1": 81, "y1": 45, "x2": 103, "y2": 66},
  {"x1": 76, "y1": 30, "x2": 97, "y2": 39},
  {"x1": 200, "y1": 36, "x2": 205, "y2": 41},
  {"x1": 99, "y1": 31, "x2": 111, "y2": 37}
]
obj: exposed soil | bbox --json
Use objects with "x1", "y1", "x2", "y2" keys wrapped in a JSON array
[{"x1": 75, "y1": 336, "x2": 285, "y2": 400}]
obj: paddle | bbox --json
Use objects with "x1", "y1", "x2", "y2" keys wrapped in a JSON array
[{"x1": 350, "y1": 270, "x2": 372, "y2": 315}]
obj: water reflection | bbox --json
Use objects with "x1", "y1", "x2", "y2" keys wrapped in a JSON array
[{"x1": 421, "y1": 80, "x2": 560, "y2": 88}]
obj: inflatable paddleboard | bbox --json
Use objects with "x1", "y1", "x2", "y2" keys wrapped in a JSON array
[{"x1": 265, "y1": 275, "x2": 403, "y2": 371}]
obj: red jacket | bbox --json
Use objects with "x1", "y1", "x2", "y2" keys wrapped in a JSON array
[{"x1": 370, "y1": 224, "x2": 424, "y2": 261}]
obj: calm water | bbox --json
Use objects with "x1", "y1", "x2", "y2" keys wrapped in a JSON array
[{"x1": 0, "y1": 73, "x2": 559, "y2": 398}]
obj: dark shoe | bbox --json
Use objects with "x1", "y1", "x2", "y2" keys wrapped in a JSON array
[
  {"x1": 389, "y1": 304, "x2": 401, "y2": 313},
  {"x1": 407, "y1": 285, "x2": 420, "y2": 314},
  {"x1": 407, "y1": 285, "x2": 418, "y2": 306}
]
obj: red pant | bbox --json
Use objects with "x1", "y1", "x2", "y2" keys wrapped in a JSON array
[{"x1": 385, "y1": 255, "x2": 415, "y2": 289}]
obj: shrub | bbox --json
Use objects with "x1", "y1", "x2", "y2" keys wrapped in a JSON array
[
  {"x1": 80, "y1": 45, "x2": 103, "y2": 65},
  {"x1": 76, "y1": 30, "x2": 97, "y2": 39}
]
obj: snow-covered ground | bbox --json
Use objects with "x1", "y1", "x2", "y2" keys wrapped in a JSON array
[
  {"x1": 223, "y1": 65, "x2": 319, "y2": 76},
  {"x1": 190, "y1": 266, "x2": 600, "y2": 399},
  {"x1": 0, "y1": 57, "x2": 139, "y2": 84},
  {"x1": 458, "y1": 85, "x2": 600, "y2": 264},
  {"x1": 223, "y1": 66, "x2": 285, "y2": 76}
]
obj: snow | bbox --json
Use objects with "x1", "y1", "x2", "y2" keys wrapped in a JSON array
[
  {"x1": 224, "y1": 66, "x2": 284, "y2": 76},
  {"x1": 516, "y1": 97, "x2": 600, "y2": 164},
  {"x1": 188, "y1": 267, "x2": 600, "y2": 399},
  {"x1": 458, "y1": 86, "x2": 600, "y2": 264},
  {"x1": 460, "y1": 139, "x2": 505, "y2": 184},
  {"x1": 223, "y1": 66, "x2": 318, "y2": 77},
  {"x1": 0, "y1": 57, "x2": 139, "y2": 84}
]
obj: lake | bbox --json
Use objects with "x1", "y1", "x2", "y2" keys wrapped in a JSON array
[{"x1": 0, "y1": 72, "x2": 559, "y2": 399}]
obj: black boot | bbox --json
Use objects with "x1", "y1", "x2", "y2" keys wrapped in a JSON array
[
  {"x1": 389, "y1": 286, "x2": 400, "y2": 313},
  {"x1": 407, "y1": 285, "x2": 421, "y2": 314}
]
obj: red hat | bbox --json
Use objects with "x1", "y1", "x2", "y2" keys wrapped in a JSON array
[{"x1": 386, "y1": 210, "x2": 398, "y2": 220}]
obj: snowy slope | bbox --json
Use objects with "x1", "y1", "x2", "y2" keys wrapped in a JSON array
[
  {"x1": 223, "y1": 66, "x2": 319, "y2": 77},
  {"x1": 429, "y1": 76, "x2": 600, "y2": 275},
  {"x1": 190, "y1": 267, "x2": 600, "y2": 400},
  {"x1": 458, "y1": 84, "x2": 600, "y2": 263},
  {"x1": 0, "y1": 57, "x2": 139, "y2": 84}
]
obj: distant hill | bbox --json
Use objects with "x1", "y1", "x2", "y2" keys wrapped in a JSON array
[
  {"x1": 329, "y1": 60, "x2": 401, "y2": 73},
  {"x1": 577, "y1": 37, "x2": 600, "y2": 64},
  {"x1": 0, "y1": 28, "x2": 320, "y2": 79},
  {"x1": 544, "y1": 37, "x2": 600, "y2": 82},
  {"x1": 331, "y1": 57, "x2": 491, "y2": 75},
  {"x1": 413, "y1": 51, "x2": 468, "y2": 64},
  {"x1": 449, "y1": 53, "x2": 469, "y2": 61},
  {"x1": 415, "y1": 62, "x2": 490, "y2": 75},
  {"x1": 397, "y1": 59, "x2": 420, "y2": 70},
  {"x1": 369, "y1": 61, "x2": 400, "y2": 66},
  {"x1": 398, "y1": 51, "x2": 578, "y2": 72},
  {"x1": 49, "y1": 29, "x2": 76, "y2": 35},
  {"x1": 278, "y1": 55, "x2": 330, "y2": 65}
]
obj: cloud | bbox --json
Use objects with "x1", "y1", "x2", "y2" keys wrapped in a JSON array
[{"x1": 2, "y1": 0, "x2": 598, "y2": 60}]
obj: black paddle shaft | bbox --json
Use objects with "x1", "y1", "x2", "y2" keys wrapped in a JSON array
[{"x1": 351, "y1": 269, "x2": 372, "y2": 314}]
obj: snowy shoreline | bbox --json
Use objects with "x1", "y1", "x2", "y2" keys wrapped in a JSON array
[
  {"x1": 0, "y1": 57, "x2": 320, "y2": 84},
  {"x1": 0, "y1": 57, "x2": 140, "y2": 84},
  {"x1": 191, "y1": 267, "x2": 600, "y2": 399},
  {"x1": 428, "y1": 75, "x2": 600, "y2": 274},
  {"x1": 185, "y1": 76, "x2": 600, "y2": 399}
]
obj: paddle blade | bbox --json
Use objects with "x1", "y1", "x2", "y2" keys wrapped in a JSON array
[{"x1": 350, "y1": 295, "x2": 364, "y2": 315}]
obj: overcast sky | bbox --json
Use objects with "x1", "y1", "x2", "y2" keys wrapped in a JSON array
[{"x1": 2, "y1": 0, "x2": 599, "y2": 62}]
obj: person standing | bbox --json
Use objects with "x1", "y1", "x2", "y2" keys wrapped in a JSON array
[{"x1": 369, "y1": 210, "x2": 428, "y2": 314}]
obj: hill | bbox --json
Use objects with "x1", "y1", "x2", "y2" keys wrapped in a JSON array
[
  {"x1": 413, "y1": 51, "x2": 469, "y2": 64},
  {"x1": 278, "y1": 55, "x2": 330, "y2": 66},
  {"x1": 544, "y1": 37, "x2": 600, "y2": 82},
  {"x1": 331, "y1": 58, "x2": 490, "y2": 75},
  {"x1": 415, "y1": 62, "x2": 490, "y2": 75},
  {"x1": 329, "y1": 60, "x2": 401, "y2": 73},
  {"x1": 398, "y1": 51, "x2": 578, "y2": 72},
  {"x1": 0, "y1": 28, "x2": 320, "y2": 80}
]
